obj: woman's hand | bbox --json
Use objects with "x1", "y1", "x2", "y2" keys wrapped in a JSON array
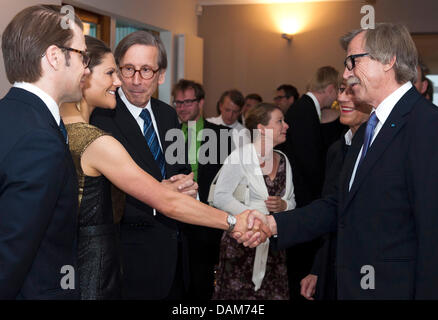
[{"x1": 264, "y1": 196, "x2": 287, "y2": 213}]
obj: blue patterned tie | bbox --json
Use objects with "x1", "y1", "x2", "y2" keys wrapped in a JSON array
[
  {"x1": 59, "y1": 120, "x2": 68, "y2": 144},
  {"x1": 139, "y1": 108, "x2": 166, "y2": 178},
  {"x1": 358, "y1": 112, "x2": 379, "y2": 168}
]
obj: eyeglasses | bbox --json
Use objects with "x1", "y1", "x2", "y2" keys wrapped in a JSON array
[
  {"x1": 119, "y1": 65, "x2": 160, "y2": 80},
  {"x1": 274, "y1": 95, "x2": 288, "y2": 101},
  {"x1": 173, "y1": 98, "x2": 199, "y2": 108},
  {"x1": 58, "y1": 46, "x2": 90, "y2": 67},
  {"x1": 344, "y1": 53, "x2": 369, "y2": 71}
]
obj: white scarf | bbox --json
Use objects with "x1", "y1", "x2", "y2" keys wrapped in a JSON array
[{"x1": 236, "y1": 143, "x2": 294, "y2": 291}]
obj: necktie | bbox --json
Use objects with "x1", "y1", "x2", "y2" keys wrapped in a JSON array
[
  {"x1": 59, "y1": 120, "x2": 68, "y2": 144},
  {"x1": 358, "y1": 112, "x2": 378, "y2": 167},
  {"x1": 139, "y1": 108, "x2": 166, "y2": 178}
]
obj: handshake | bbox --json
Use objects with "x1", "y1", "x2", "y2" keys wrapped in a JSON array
[{"x1": 231, "y1": 210, "x2": 278, "y2": 248}]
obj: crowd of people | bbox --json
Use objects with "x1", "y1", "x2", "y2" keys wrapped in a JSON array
[{"x1": 0, "y1": 4, "x2": 437, "y2": 301}]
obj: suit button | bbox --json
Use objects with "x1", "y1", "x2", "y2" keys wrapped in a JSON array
[{"x1": 339, "y1": 223, "x2": 345, "y2": 229}]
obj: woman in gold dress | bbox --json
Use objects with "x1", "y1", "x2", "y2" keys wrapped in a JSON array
[{"x1": 60, "y1": 36, "x2": 255, "y2": 299}]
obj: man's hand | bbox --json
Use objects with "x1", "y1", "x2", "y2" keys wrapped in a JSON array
[
  {"x1": 300, "y1": 274, "x2": 318, "y2": 300},
  {"x1": 166, "y1": 172, "x2": 198, "y2": 198},
  {"x1": 264, "y1": 196, "x2": 287, "y2": 213},
  {"x1": 231, "y1": 210, "x2": 276, "y2": 248}
]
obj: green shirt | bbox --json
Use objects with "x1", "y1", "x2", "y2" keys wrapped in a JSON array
[{"x1": 181, "y1": 117, "x2": 204, "y2": 182}]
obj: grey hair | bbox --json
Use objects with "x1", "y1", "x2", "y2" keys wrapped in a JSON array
[{"x1": 340, "y1": 23, "x2": 418, "y2": 84}]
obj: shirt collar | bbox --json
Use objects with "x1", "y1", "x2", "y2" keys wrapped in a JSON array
[
  {"x1": 119, "y1": 87, "x2": 152, "y2": 119},
  {"x1": 344, "y1": 129, "x2": 353, "y2": 146},
  {"x1": 306, "y1": 92, "x2": 321, "y2": 120},
  {"x1": 374, "y1": 81, "x2": 412, "y2": 126},
  {"x1": 14, "y1": 82, "x2": 60, "y2": 125}
]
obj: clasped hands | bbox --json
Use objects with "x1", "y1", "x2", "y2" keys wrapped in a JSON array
[{"x1": 231, "y1": 209, "x2": 277, "y2": 248}]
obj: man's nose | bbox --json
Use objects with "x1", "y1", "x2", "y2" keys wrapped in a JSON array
[
  {"x1": 343, "y1": 67, "x2": 353, "y2": 80},
  {"x1": 132, "y1": 71, "x2": 142, "y2": 85}
]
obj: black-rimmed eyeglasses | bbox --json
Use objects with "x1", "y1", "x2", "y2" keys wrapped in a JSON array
[
  {"x1": 344, "y1": 53, "x2": 369, "y2": 71},
  {"x1": 119, "y1": 65, "x2": 160, "y2": 80},
  {"x1": 173, "y1": 99, "x2": 199, "y2": 108},
  {"x1": 58, "y1": 46, "x2": 90, "y2": 68}
]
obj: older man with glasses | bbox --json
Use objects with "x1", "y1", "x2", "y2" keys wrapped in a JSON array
[
  {"x1": 91, "y1": 31, "x2": 198, "y2": 300},
  {"x1": 242, "y1": 22, "x2": 438, "y2": 300}
]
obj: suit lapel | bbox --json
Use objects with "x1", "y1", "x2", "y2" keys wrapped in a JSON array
[
  {"x1": 341, "y1": 88, "x2": 419, "y2": 212},
  {"x1": 113, "y1": 93, "x2": 163, "y2": 180},
  {"x1": 10, "y1": 88, "x2": 65, "y2": 143}
]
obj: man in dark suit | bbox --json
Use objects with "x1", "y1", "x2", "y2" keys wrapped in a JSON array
[
  {"x1": 0, "y1": 5, "x2": 89, "y2": 299},
  {"x1": 172, "y1": 79, "x2": 232, "y2": 300},
  {"x1": 282, "y1": 66, "x2": 339, "y2": 299},
  {"x1": 91, "y1": 31, "x2": 197, "y2": 300},
  {"x1": 245, "y1": 23, "x2": 438, "y2": 299}
]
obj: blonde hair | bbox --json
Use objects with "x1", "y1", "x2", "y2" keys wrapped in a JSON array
[{"x1": 307, "y1": 66, "x2": 339, "y2": 92}]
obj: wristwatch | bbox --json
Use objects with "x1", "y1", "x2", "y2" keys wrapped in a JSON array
[{"x1": 227, "y1": 213, "x2": 237, "y2": 233}]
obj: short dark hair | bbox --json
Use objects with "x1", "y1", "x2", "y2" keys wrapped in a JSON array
[
  {"x1": 245, "y1": 93, "x2": 263, "y2": 103},
  {"x1": 276, "y1": 84, "x2": 299, "y2": 101},
  {"x1": 85, "y1": 36, "x2": 112, "y2": 71},
  {"x1": 2, "y1": 5, "x2": 83, "y2": 84},
  {"x1": 114, "y1": 30, "x2": 167, "y2": 70},
  {"x1": 172, "y1": 79, "x2": 205, "y2": 101}
]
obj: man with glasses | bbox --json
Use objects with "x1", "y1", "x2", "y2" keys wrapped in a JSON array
[
  {"x1": 0, "y1": 5, "x2": 88, "y2": 299},
  {"x1": 172, "y1": 79, "x2": 232, "y2": 300},
  {"x1": 274, "y1": 84, "x2": 299, "y2": 114},
  {"x1": 91, "y1": 31, "x2": 197, "y2": 300},
  {"x1": 243, "y1": 23, "x2": 438, "y2": 299}
]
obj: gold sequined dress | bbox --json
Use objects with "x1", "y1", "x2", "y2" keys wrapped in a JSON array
[{"x1": 66, "y1": 122, "x2": 122, "y2": 300}]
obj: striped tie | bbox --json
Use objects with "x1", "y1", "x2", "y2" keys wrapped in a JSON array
[
  {"x1": 139, "y1": 108, "x2": 166, "y2": 178},
  {"x1": 59, "y1": 120, "x2": 68, "y2": 144}
]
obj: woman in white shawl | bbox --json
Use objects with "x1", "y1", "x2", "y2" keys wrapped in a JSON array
[{"x1": 212, "y1": 103, "x2": 295, "y2": 300}]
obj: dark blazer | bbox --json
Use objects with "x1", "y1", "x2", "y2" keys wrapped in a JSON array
[
  {"x1": 284, "y1": 94, "x2": 325, "y2": 207},
  {"x1": 0, "y1": 88, "x2": 78, "y2": 299},
  {"x1": 273, "y1": 87, "x2": 438, "y2": 299},
  {"x1": 185, "y1": 119, "x2": 232, "y2": 300},
  {"x1": 90, "y1": 93, "x2": 191, "y2": 299}
]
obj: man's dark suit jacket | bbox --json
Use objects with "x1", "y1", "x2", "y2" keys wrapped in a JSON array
[
  {"x1": 284, "y1": 94, "x2": 325, "y2": 207},
  {"x1": 90, "y1": 93, "x2": 191, "y2": 299},
  {"x1": 0, "y1": 88, "x2": 79, "y2": 299},
  {"x1": 186, "y1": 119, "x2": 231, "y2": 300},
  {"x1": 273, "y1": 87, "x2": 438, "y2": 299}
]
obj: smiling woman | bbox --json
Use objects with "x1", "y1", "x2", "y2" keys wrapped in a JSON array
[{"x1": 59, "y1": 36, "x2": 247, "y2": 300}]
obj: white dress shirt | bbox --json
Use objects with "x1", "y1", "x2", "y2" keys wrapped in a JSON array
[
  {"x1": 344, "y1": 129, "x2": 353, "y2": 146},
  {"x1": 305, "y1": 92, "x2": 321, "y2": 122},
  {"x1": 119, "y1": 87, "x2": 163, "y2": 151},
  {"x1": 206, "y1": 115, "x2": 245, "y2": 131},
  {"x1": 349, "y1": 82, "x2": 412, "y2": 190},
  {"x1": 14, "y1": 82, "x2": 60, "y2": 125}
]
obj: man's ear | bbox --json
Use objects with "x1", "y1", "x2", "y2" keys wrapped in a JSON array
[
  {"x1": 383, "y1": 55, "x2": 397, "y2": 72},
  {"x1": 257, "y1": 123, "x2": 265, "y2": 134},
  {"x1": 158, "y1": 69, "x2": 166, "y2": 85},
  {"x1": 421, "y1": 79, "x2": 428, "y2": 95},
  {"x1": 43, "y1": 45, "x2": 62, "y2": 70},
  {"x1": 198, "y1": 98, "x2": 205, "y2": 114}
]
